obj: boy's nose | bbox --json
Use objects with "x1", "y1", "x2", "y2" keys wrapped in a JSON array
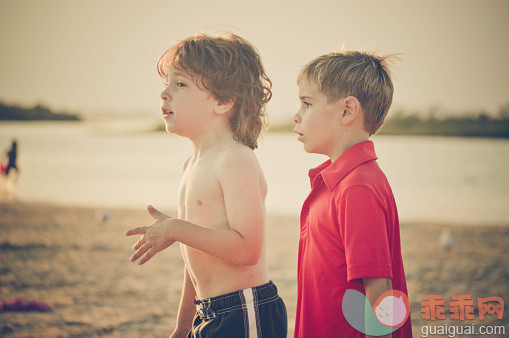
[
  {"x1": 293, "y1": 112, "x2": 301, "y2": 123},
  {"x1": 160, "y1": 88, "x2": 171, "y2": 101}
]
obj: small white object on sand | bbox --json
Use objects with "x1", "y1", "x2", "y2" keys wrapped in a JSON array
[{"x1": 439, "y1": 229, "x2": 454, "y2": 250}]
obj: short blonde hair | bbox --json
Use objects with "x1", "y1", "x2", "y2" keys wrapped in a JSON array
[
  {"x1": 157, "y1": 33, "x2": 272, "y2": 149},
  {"x1": 298, "y1": 51, "x2": 397, "y2": 135}
]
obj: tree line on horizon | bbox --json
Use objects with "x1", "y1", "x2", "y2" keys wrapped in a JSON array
[
  {"x1": 269, "y1": 104, "x2": 509, "y2": 138},
  {"x1": 0, "y1": 102, "x2": 80, "y2": 121},
  {"x1": 2, "y1": 100, "x2": 508, "y2": 138}
]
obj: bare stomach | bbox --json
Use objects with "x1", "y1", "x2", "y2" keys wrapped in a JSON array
[{"x1": 182, "y1": 244, "x2": 269, "y2": 299}]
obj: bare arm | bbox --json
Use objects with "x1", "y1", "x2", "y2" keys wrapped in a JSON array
[
  {"x1": 363, "y1": 277, "x2": 392, "y2": 338},
  {"x1": 171, "y1": 267, "x2": 196, "y2": 338},
  {"x1": 125, "y1": 152, "x2": 265, "y2": 266},
  {"x1": 168, "y1": 217, "x2": 262, "y2": 265}
]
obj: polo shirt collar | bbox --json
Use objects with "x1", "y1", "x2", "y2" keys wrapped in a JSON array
[{"x1": 308, "y1": 141, "x2": 378, "y2": 190}]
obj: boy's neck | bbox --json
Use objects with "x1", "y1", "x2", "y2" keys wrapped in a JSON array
[
  {"x1": 189, "y1": 118, "x2": 236, "y2": 157},
  {"x1": 328, "y1": 134, "x2": 370, "y2": 162}
]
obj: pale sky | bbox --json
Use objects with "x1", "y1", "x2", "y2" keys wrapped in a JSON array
[{"x1": 1, "y1": 0, "x2": 508, "y2": 123}]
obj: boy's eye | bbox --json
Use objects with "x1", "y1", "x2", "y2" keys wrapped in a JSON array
[
  {"x1": 176, "y1": 82, "x2": 187, "y2": 88},
  {"x1": 303, "y1": 101, "x2": 311, "y2": 108}
]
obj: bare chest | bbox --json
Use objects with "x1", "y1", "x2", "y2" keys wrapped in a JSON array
[{"x1": 177, "y1": 162, "x2": 225, "y2": 225}]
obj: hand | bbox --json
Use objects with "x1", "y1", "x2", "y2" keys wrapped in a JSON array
[{"x1": 124, "y1": 205, "x2": 176, "y2": 265}]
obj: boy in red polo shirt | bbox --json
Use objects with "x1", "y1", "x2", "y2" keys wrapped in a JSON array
[{"x1": 293, "y1": 52, "x2": 412, "y2": 337}]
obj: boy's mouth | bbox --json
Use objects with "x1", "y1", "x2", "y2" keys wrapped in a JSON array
[
  {"x1": 294, "y1": 130, "x2": 304, "y2": 141},
  {"x1": 161, "y1": 108, "x2": 173, "y2": 118}
]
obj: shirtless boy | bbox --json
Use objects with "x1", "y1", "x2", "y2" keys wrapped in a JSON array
[{"x1": 125, "y1": 33, "x2": 287, "y2": 338}]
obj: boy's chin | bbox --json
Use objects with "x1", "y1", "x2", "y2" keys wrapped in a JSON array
[
  {"x1": 302, "y1": 143, "x2": 317, "y2": 154},
  {"x1": 163, "y1": 123, "x2": 177, "y2": 134},
  {"x1": 303, "y1": 144, "x2": 327, "y2": 157},
  {"x1": 165, "y1": 126, "x2": 189, "y2": 139}
]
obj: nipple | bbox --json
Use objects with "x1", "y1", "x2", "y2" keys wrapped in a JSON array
[{"x1": 196, "y1": 200, "x2": 202, "y2": 206}]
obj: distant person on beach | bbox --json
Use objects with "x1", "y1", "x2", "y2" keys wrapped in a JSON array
[
  {"x1": 125, "y1": 33, "x2": 287, "y2": 338},
  {"x1": 1, "y1": 139, "x2": 20, "y2": 199},
  {"x1": 293, "y1": 52, "x2": 412, "y2": 337}
]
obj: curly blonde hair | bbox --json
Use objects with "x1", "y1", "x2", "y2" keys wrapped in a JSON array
[
  {"x1": 298, "y1": 51, "x2": 398, "y2": 135},
  {"x1": 157, "y1": 33, "x2": 272, "y2": 149}
]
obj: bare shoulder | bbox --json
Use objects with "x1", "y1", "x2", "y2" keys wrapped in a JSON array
[
  {"x1": 217, "y1": 142, "x2": 267, "y2": 199},
  {"x1": 218, "y1": 143, "x2": 262, "y2": 177}
]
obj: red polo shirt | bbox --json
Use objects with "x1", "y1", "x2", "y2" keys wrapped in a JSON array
[{"x1": 294, "y1": 141, "x2": 412, "y2": 338}]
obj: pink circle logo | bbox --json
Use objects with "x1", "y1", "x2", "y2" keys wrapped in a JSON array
[
  {"x1": 342, "y1": 288, "x2": 411, "y2": 336},
  {"x1": 372, "y1": 290, "x2": 411, "y2": 328}
]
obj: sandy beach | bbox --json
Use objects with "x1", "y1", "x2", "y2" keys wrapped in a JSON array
[{"x1": 0, "y1": 201, "x2": 508, "y2": 337}]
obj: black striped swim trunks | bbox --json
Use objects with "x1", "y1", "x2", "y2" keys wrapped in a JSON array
[{"x1": 188, "y1": 281, "x2": 287, "y2": 338}]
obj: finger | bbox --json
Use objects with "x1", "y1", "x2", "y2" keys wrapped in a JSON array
[
  {"x1": 130, "y1": 243, "x2": 151, "y2": 262},
  {"x1": 139, "y1": 247, "x2": 159, "y2": 265},
  {"x1": 124, "y1": 226, "x2": 147, "y2": 236},
  {"x1": 147, "y1": 205, "x2": 165, "y2": 220},
  {"x1": 133, "y1": 235, "x2": 146, "y2": 250}
]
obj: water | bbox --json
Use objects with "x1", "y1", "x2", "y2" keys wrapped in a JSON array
[{"x1": 1, "y1": 120, "x2": 508, "y2": 225}]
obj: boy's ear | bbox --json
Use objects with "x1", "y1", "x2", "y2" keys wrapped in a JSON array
[
  {"x1": 214, "y1": 99, "x2": 235, "y2": 116},
  {"x1": 341, "y1": 96, "x2": 361, "y2": 126}
]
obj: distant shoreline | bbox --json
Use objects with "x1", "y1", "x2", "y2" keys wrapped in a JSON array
[
  {"x1": 268, "y1": 113, "x2": 509, "y2": 138},
  {"x1": 151, "y1": 115, "x2": 509, "y2": 138},
  {"x1": 0, "y1": 102, "x2": 80, "y2": 121},
  {"x1": 2, "y1": 104, "x2": 508, "y2": 139}
]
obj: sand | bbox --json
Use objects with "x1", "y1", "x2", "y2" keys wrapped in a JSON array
[{"x1": 0, "y1": 202, "x2": 508, "y2": 337}]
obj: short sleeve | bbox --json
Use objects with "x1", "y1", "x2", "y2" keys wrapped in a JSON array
[{"x1": 338, "y1": 185, "x2": 393, "y2": 283}]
